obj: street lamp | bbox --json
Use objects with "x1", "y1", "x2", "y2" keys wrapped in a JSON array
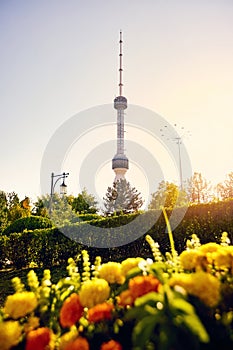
[
  {"x1": 49, "y1": 172, "x2": 69, "y2": 214},
  {"x1": 160, "y1": 124, "x2": 191, "y2": 190}
]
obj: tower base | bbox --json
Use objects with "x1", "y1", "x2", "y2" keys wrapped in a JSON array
[{"x1": 113, "y1": 168, "x2": 127, "y2": 182}]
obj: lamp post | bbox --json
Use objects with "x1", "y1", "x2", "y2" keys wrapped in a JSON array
[
  {"x1": 49, "y1": 172, "x2": 69, "y2": 214},
  {"x1": 160, "y1": 124, "x2": 191, "y2": 190}
]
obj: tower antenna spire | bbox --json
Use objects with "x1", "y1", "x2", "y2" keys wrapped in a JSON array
[
  {"x1": 112, "y1": 31, "x2": 129, "y2": 181},
  {"x1": 119, "y1": 31, "x2": 123, "y2": 96}
]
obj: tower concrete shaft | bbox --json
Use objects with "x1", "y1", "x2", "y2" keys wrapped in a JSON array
[{"x1": 112, "y1": 32, "x2": 129, "y2": 182}]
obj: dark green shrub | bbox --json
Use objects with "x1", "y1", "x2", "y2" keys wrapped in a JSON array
[
  {"x1": 77, "y1": 213, "x2": 101, "y2": 222},
  {"x1": 3, "y1": 216, "x2": 53, "y2": 235}
]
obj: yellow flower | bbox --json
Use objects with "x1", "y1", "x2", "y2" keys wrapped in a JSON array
[
  {"x1": 0, "y1": 321, "x2": 22, "y2": 350},
  {"x1": 179, "y1": 250, "x2": 200, "y2": 270},
  {"x1": 99, "y1": 262, "x2": 124, "y2": 284},
  {"x1": 121, "y1": 257, "x2": 144, "y2": 276},
  {"x1": 199, "y1": 242, "x2": 220, "y2": 253},
  {"x1": 4, "y1": 291, "x2": 38, "y2": 319},
  {"x1": 212, "y1": 247, "x2": 232, "y2": 270},
  {"x1": 24, "y1": 316, "x2": 40, "y2": 333},
  {"x1": 79, "y1": 279, "x2": 110, "y2": 308},
  {"x1": 58, "y1": 326, "x2": 78, "y2": 350},
  {"x1": 169, "y1": 271, "x2": 220, "y2": 307}
]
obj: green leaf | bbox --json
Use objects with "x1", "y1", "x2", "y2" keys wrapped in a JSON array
[
  {"x1": 132, "y1": 315, "x2": 160, "y2": 349},
  {"x1": 170, "y1": 297, "x2": 196, "y2": 316},
  {"x1": 134, "y1": 292, "x2": 163, "y2": 308},
  {"x1": 181, "y1": 314, "x2": 209, "y2": 343},
  {"x1": 125, "y1": 267, "x2": 143, "y2": 280},
  {"x1": 125, "y1": 305, "x2": 150, "y2": 321}
]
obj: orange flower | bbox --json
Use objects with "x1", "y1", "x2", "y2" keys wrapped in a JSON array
[
  {"x1": 26, "y1": 327, "x2": 52, "y2": 350},
  {"x1": 60, "y1": 293, "x2": 84, "y2": 328},
  {"x1": 100, "y1": 340, "x2": 122, "y2": 350},
  {"x1": 88, "y1": 302, "x2": 114, "y2": 323},
  {"x1": 63, "y1": 336, "x2": 89, "y2": 350},
  {"x1": 129, "y1": 274, "x2": 160, "y2": 299},
  {"x1": 117, "y1": 289, "x2": 134, "y2": 307}
]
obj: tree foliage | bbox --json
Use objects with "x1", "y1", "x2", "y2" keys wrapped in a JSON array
[
  {"x1": 0, "y1": 191, "x2": 8, "y2": 233},
  {"x1": 149, "y1": 181, "x2": 188, "y2": 210},
  {"x1": 34, "y1": 194, "x2": 78, "y2": 226},
  {"x1": 103, "y1": 179, "x2": 144, "y2": 215},
  {"x1": 216, "y1": 172, "x2": 233, "y2": 200},
  {"x1": 186, "y1": 172, "x2": 212, "y2": 203},
  {"x1": 69, "y1": 188, "x2": 98, "y2": 214},
  {"x1": 0, "y1": 191, "x2": 31, "y2": 233}
]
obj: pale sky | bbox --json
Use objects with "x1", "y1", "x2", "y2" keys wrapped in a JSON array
[{"x1": 1, "y1": 0, "x2": 233, "y2": 207}]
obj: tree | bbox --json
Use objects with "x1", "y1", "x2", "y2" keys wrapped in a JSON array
[
  {"x1": 33, "y1": 194, "x2": 77, "y2": 226},
  {"x1": 0, "y1": 191, "x2": 8, "y2": 233},
  {"x1": 186, "y1": 172, "x2": 212, "y2": 204},
  {"x1": 7, "y1": 192, "x2": 31, "y2": 222},
  {"x1": 103, "y1": 179, "x2": 144, "y2": 215},
  {"x1": 0, "y1": 191, "x2": 31, "y2": 233},
  {"x1": 32, "y1": 198, "x2": 49, "y2": 217},
  {"x1": 70, "y1": 189, "x2": 98, "y2": 214},
  {"x1": 216, "y1": 172, "x2": 233, "y2": 200},
  {"x1": 148, "y1": 181, "x2": 187, "y2": 210}
]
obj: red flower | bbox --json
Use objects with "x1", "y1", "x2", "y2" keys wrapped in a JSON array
[
  {"x1": 64, "y1": 336, "x2": 89, "y2": 350},
  {"x1": 60, "y1": 293, "x2": 84, "y2": 328},
  {"x1": 88, "y1": 302, "x2": 114, "y2": 323},
  {"x1": 117, "y1": 289, "x2": 134, "y2": 307},
  {"x1": 129, "y1": 274, "x2": 160, "y2": 299},
  {"x1": 118, "y1": 275, "x2": 160, "y2": 307},
  {"x1": 26, "y1": 327, "x2": 51, "y2": 350},
  {"x1": 100, "y1": 340, "x2": 122, "y2": 350}
]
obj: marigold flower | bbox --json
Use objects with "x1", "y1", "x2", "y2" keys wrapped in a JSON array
[
  {"x1": 117, "y1": 289, "x2": 134, "y2": 307},
  {"x1": 24, "y1": 316, "x2": 40, "y2": 333},
  {"x1": 169, "y1": 271, "x2": 221, "y2": 307},
  {"x1": 99, "y1": 262, "x2": 124, "y2": 284},
  {"x1": 60, "y1": 293, "x2": 84, "y2": 328},
  {"x1": 4, "y1": 291, "x2": 38, "y2": 319},
  {"x1": 129, "y1": 274, "x2": 160, "y2": 299},
  {"x1": 88, "y1": 302, "x2": 114, "y2": 322},
  {"x1": 199, "y1": 242, "x2": 220, "y2": 253},
  {"x1": 179, "y1": 250, "x2": 201, "y2": 270},
  {"x1": 63, "y1": 336, "x2": 89, "y2": 350},
  {"x1": 212, "y1": 247, "x2": 232, "y2": 270},
  {"x1": 100, "y1": 339, "x2": 122, "y2": 350},
  {"x1": 26, "y1": 327, "x2": 52, "y2": 350},
  {"x1": 121, "y1": 257, "x2": 143, "y2": 276},
  {"x1": 79, "y1": 279, "x2": 110, "y2": 308},
  {"x1": 0, "y1": 321, "x2": 22, "y2": 350}
]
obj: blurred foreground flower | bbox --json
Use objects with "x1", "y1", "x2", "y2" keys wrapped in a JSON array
[
  {"x1": 4, "y1": 292, "x2": 37, "y2": 319},
  {"x1": 0, "y1": 231, "x2": 233, "y2": 349}
]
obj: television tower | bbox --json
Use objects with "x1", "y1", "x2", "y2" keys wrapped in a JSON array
[{"x1": 112, "y1": 31, "x2": 129, "y2": 182}]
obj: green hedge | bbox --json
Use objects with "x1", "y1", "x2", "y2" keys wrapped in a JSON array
[
  {"x1": 58, "y1": 200, "x2": 233, "y2": 262},
  {"x1": 1, "y1": 200, "x2": 233, "y2": 268},
  {"x1": 3, "y1": 216, "x2": 53, "y2": 235},
  {"x1": 76, "y1": 213, "x2": 101, "y2": 222},
  {"x1": 0, "y1": 228, "x2": 81, "y2": 269}
]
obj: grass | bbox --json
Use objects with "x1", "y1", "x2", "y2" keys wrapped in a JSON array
[{"x1": 0, "y1": 265, "x2": 67, "y2": 307}]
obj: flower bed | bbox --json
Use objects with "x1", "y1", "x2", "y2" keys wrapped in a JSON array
[{"x1": 0, "y1": 232, "x2": 233, "y2": 350}]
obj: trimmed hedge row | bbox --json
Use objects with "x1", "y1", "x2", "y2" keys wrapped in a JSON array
[
  {"x1": 3, "y1": 216, "x2": 53, "y2": 235},
  {"x1": 0, "y1": 200, "x2": 232, "y2": 268},
  {"x1": 0, "y1": 228, "x2": 81, "y2": 269}
]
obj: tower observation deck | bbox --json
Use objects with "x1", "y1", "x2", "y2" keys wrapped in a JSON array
[{"x1": 112, "y1": 32, "x2": 129, "y2": 181}]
